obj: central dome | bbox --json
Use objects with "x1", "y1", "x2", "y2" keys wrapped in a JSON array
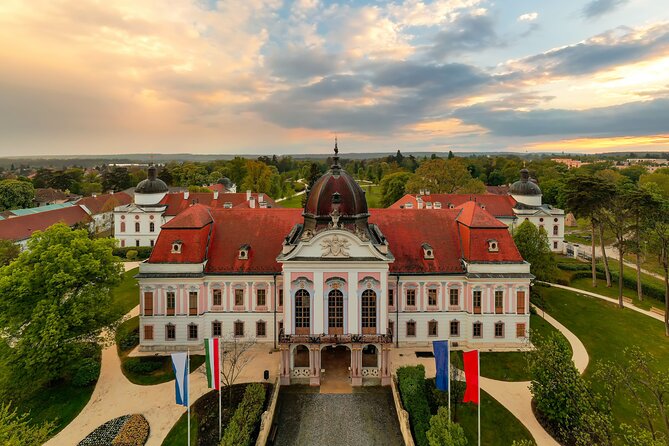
[
  {"x1": 509, "y1": 168, "x2": 541, "y2": 196},
  {"x1": 136, "y1": 165, "x2": 169, "y2": 194},
  {"x1": 304, "y1": 147, "x2": 368, "y2": 219}
]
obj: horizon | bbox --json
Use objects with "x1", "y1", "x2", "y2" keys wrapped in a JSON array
[{"x1": 1, "y1": 0, "x2": 668, "y2": 155}]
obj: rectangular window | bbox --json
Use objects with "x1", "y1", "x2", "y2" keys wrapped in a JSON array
[
  {"x1": 143, "y1": 292, "x2": 153, "y2": 316},
  {"x1": 235, "y1": 289, "x2": 244, "y2": 307},
  {"x1": 166, "y1": 292, "x2": 175, "y2": 316},
  {"x1": 553, "y1": 241, "x2": 558, "y2": 249},
  {"x1": 388, "y1": 289, "x2": 394, "y2": 307},
  {"x1": 234, "y1": 321, "x2": 244, "y2": 337},
  {"x1": 135, "y1": 240, "x2": 140, "y2": 247},
  {"x1": 144, "y1": 325, "x2": 154, "y2": 340},
  {"x1": 212, "y1": 321, "x2": 222, "y2": 337},
  {"x1": 189, "y1": 291, "x2": 198, "y2": 315},
  {"x1": 473, "y1": 322, "x2": 482, "y2": 338},
  {"x1": 495, "y1": 290, "x2": 504, "y2": 314},
  {"x1": 278, "y1": 321, "x2": 284, "y2": 336},
  {"x1": 256, "y1": 289, "x2": 266, "y2": 307},
  {"x1": 450, "y1": 320, "x2": 460, "y2": 337},
  {"x1": 495, "y1": 323, "x2": 504, "y2": 338},
  {"x1": 166, "y1": 324, "x2": 176, "y2": 340},
  {"x1": 389, "y1": 321, "x2": 395, "y2": 339},
  {"x1": 256, "y1": 321, "x2": 266, "y2": 337},
  {"x1": 278, "y1": 289, "x2": 284, "y2": 307},
  {"x1": 428, "y1": 321, "x2": 438, "y2": 337},
  {"x1": 213, "y1": 289, "x2": 222, "y2": 306},
  {"x1": 516, "y1": 323, "x2": 526, "y2": 338},
  {"x1": 150, "y1": 239, "x2": 154, "y2": 247},
  {"x1": 517, "y1": 291, "x2": 526, "y2": 314},
  {"x1": 406, "y1": 321, "x2": 416, "y2": 337},
  {"x1": 449, "y1": 288, "x2": 459, "y2": 306},
  {"x1": 406, "y1": 289, "x2": 416, "y2": 307},
  {"x1": 473, "y1": 290, "x2": 482, "y2": 314},
  {"x1": 428, "y1": 288, "x2": 437, "y2": 306},
  {"x1": 188, "y1": 324, "x2": 198, "y2": 340}
]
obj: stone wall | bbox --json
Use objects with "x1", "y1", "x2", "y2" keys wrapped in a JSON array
[
  {"x1": 255, "y1": 377, "x2": 281, "y2": 446},
  {"x1": 390, "y1": 374, "x2": 415, "y2": 446}
]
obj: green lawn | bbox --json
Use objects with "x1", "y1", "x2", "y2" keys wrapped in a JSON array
[
  {"x1": 116, "y1": 316, "x2": 205, "y2": 385},
  {"x1": 162, "y1": 410, "x2": 198, "y2": 446},
  {"x1": 535, "y1": 285, "x2": 669, "y2": 438},
  {"x1": 111, "y1": 267, "x2": 139, "y2": 316},
  {"x1": 449, "y1": 313, "x2": 567, "y2": 382},
  {"x1": 569, "y1": 277, "x2": 654, "y2": 310},
  {"x1": 278, "y1": 193, "x2": 304, "y2": 208}
]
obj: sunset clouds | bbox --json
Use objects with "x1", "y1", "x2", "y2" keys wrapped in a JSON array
[{"x1": 0, "y1": 0, "x2": 668, "y2": 155}]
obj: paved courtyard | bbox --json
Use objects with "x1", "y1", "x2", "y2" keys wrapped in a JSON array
[{"x1": 274, "y1": 386, "x2": 404, "y2": 446}]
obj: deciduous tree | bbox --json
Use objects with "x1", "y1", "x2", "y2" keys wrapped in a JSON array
[
  {"x1": 406, "y1": 159, "x2": 485, "y2": 194},
  {"x1": 426, "y1": 407, "x2": 467, "y2": 446},
  {"x1": 512, "y1": 220, "x2": 557, "y2": 282},
  {"x1": 0, "y1": 179, "x2": 34, "y2": 211},
  {"x1": 0, "y1": 403, "x2": 53, "y2": 446},
  {"x1": 380, "y1": 171, "x2": 412, "y2": 207},
  {"x1": 0, "y1": 224, "x2": 122, "y2": 383}
]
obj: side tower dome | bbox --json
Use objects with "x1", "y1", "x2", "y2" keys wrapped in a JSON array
[
  {"x1": 135, "y1": 165, "x2": 169, "y2": 205},
  {"x1": 509, "y1": 168, "x2": 542, "y2": 206}
]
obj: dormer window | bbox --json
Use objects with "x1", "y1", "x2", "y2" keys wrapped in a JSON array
[
  {"x1": 238, "y1": 244, "x2": 250, "y2": 260},
  {"x1": 331, "y1": 192, "x2": 341, "y2": 204},
  {"x1": 405, "y1": 203, "x2": 413, "y2": 209},
  {"x1": 171, "y1": 240, "x2": 183, "y2": 253},
  {"x1": 448, "y1": 203, "x2": 455, "y2": 209},
  {"x1": 434, "y1": 202, "x2": 442, "y2": 209},
  {"x1": 422, "y1": 243, "x2": 434, "y2": 259},
  {"x1": 426, "y1": 202, "x2": 433, "y2": 209},
  {"x1": 488, "y1": 240, "x2": 499, "y2": 252},
  {"x1": 223, "y1": 202, "x2": 233, "y2": 209},
  {"x1": 480, "y1": 204, "x2": 486, "y2": 210}
]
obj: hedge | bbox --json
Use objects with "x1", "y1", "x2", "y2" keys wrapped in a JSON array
[
  {"x1": 221, "y1": 383, "x2": 266, "y2": 446},
  {"x1": 557, "y1": 263, "x2": 590, "y2": 271},
  {"x1": 397, "y1": 365, "x2": 431, "y2": 446},
  {"x1": 569, "y1": 267, "x2": 665, "y2": 303},
  {"x1": 112, "y1": 246, "x2": 152, "y2": 259},
  {"x1": 124, "y1": 358, "x2": 164, "y2": 374}
]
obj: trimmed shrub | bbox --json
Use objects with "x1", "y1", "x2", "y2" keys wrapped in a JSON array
[
  {"x1": 397, "y1": 365, "x2": 431, "y2": 446},
  {"x1": 112, "y1": 246, "x2": 152, "y2": 260},
  {"x1": 124, "y1": 358, "x2": 163, "y2": 374},
  {"x1": 221, "y1": 383, "x2": 266, "y2": 446},
  {"x1": 72, "y1": 358, "x2": 101, "y2": 387},
  {"x1": 557, "y1": 262, "x2": 590, "y2": 271},
  {"x1": 118, "y1": 328, "x2": 139, "y2": 351},
  {"x1": 125, "y1": 250, "x2": 138, "y2": 261},
  {"x1": 568, "y1": 267, "x2": 665, "y2": 303}
]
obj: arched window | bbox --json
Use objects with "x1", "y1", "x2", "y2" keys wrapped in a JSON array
[
  {"x1": 294, "y1": 289, "x2": 310, "y2": 334},
  {"x1": 135, "y1": 222, "x2": 140, "y2": 232},
  {"x1": 328, "y1": 289, "x2": 344, "y2": 334},
  {"x1": 120, "y1": 222, "x2": 126, "y2": 232},
  {"x1": 553, "y1": 225, "x2": 559, "y2": 236},
  {"x1": 361, "y1": 289, "x2": 377, "y2": 334},
  {"x1": 150, "y1": 222, "x2": 155, "y2": 232}
]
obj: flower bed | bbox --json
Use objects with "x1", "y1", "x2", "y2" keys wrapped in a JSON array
[{"x1": 78, "y1": 414, "x2": 149, "y2": 446}]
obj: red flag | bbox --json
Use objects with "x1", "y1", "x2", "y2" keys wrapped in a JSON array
[{"x1": 463, "y1": 350, "x2": 479, "y2": 404}]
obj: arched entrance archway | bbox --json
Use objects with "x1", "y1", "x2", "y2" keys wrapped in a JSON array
[{"x1": 321, "y1": 345, "x2": 351, "y2": 387}]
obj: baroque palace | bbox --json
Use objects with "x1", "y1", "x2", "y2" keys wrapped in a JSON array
[{"x1": 136, "y1": 146, "x2": 532, "y2": 386}]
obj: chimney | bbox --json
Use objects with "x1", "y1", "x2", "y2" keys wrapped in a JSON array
[
  {"x1": 419, "y1": 189, "x2": 425, "y2": 195},
  {"x1": 249, "y1": 198, "x2": 256, "y2": 208},
  {"x1": 258, "y1": 193, "x2": 264, "y2": 202},
  {"x1": 184, "y1": 191, "x2": 190, "y2": 200},
  {"x1": 213, "y1": 191, "x2": 219, "y2": 200},
  {"x1": 246, "y1": 190, "x2": 252, "y2": 200},
  {"x1": 425, "y1": 189, "x2": 430, "y2": 196}
]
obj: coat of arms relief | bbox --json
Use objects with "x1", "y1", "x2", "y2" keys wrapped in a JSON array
[{"x1": 320, "y1": 235, "x2": 351, "y2": 258}]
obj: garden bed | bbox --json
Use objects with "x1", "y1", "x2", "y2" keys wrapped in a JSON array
[
  {"x1": 78, "y1": 413, "x2": 149, "y2": 446},
  {"x1": 162, "y1": 382, "x2": 273, "y2": 446}
]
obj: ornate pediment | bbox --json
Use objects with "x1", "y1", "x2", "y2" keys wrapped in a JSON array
[{"x1": 320, "y1": 235, "x2": 351, "y2": 258}]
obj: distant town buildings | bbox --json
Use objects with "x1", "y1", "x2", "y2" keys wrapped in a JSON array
[{"x1": 551, "y1": 158, "x2": 589, "y2": 169}]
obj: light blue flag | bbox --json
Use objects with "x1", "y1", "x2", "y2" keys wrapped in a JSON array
[
  {"x1": 171, "y1": 352, "x2": 189, "y2": 407},
  {"x1": 433, "y1": 340, "x2": 449, "y2": 392}
]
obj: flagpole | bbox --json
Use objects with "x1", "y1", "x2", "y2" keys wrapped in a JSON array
[
  {"x1": 477, "y1": 350, "x2": 481, "y2": 446},
  {"x1": 447, "y1": 341, "x2": 451, "y2": 421},
  {"x1": 187, "y1": 348, "x2": 191, "y2": 446}
]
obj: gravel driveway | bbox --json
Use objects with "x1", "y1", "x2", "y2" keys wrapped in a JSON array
[{"x1": 274, "y1": 386, "x2": 404, "y2": 446}]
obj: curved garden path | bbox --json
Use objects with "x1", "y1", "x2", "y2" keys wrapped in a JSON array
[{"x1": 47, "y1": 261, "x2": 280, "y2": 446}]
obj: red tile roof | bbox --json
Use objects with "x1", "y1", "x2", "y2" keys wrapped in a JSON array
[
  {"x1": 0, "y1": 205, "x2": 93, "y2": 242},
  {"x1": 77, "y1": 192, "x2": 132, "y2": 215},
  {"x1": 148, "y1": 205, "x2": 524, "y2": 273},
  {"x1": 159, "y1": 192, "x2": 277, "y2": 216},
  {"x1": 34, "y1": 188, "x2": 68, "y2": 203},
  {"x1": 390, "y1": 193, "x2": 516, "y2": 217}
]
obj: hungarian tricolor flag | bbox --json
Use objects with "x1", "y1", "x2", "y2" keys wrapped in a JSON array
[
  {"x1": 204, "y1": 338, "x2": 220, "y2": 390},
  {"x1": 463, "y1": 350, "x2": 480, "y2": 404}
]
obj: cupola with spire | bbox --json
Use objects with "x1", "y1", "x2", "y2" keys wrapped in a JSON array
[{"x1": 135, "y1": 164, "x2": 169, "y2": 205}]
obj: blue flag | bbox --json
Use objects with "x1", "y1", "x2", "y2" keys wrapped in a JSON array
[
  {"x1": 433, "y1": 340, "x2": 449, "y2": 392},
  {"x1": 171, "y1": 352, "x2": 189, "y2": 407}
]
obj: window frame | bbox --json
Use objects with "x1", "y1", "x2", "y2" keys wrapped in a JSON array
[
  {"x1": 212, "y1": 321, "x2": 222, "y2": 337},
  {"x1": 494, "y1": 290, "x2": 504, "y2": 314},
  {"x1": 187, "y1": 323, "x2": 198, "y2": 341},
  {"x1": 494, "y1": 322, "x2": 505, "y2": 338},
  {"x1": 166, "y1": 291, "x2": 176, "y2": 316},
  {"x1": 427, "y1": 288, "x2": 438, "y2": 307},
  {"x1": 212, "y1": 289, "x2": 222, "y2": 307},
  {"x1": 234, "y1": 288, "x2": 244, "y2": 307},
  {"x1": 406, "y1": 288, "x2": 416, "y2": 307},
  {"x1": 143, "y1": 325, "x2": 154, "y2": 341},
  {"x1": 234, "y1": 320, "x2": 244, "y2": 337},
  {"x1": 428, "y1": 320, "x2": 438, "y2": 337},
  {"x1": 188, "y1": 291, "x2": 198, "y2": 315},
  {"x1": 473, "y1": 290, "x2": 482, "y2": 314},
  {"x1": 472, "y1": 322, "x2": 482, "y2": 338},
  {"x1": 165, "y1": 324, "x2": 176, "y2": 341},
  {"x1": 406, "y1": 320, "x2": 416, "y2": 337},
  {"x1": 256, "y1": 320, "x2": 267, "y2": 337},
  {"x1": 449, "y1": 288, "x2": 459, "y2": 307},
  {"x1": 450, "y1": 320, "x2": 460, "y2": 337},
  {"x1": 256, "y1": 288, "x2": 266, "y2": 307}
]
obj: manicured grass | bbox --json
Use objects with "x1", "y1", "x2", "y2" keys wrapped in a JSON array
[
  {"x1": 278, "y1": 193, "x2": 304, "y2": 208},
  {"x1": 535, "y1": 285, "x2": 669, "y2": 438},
  {"x1": 450, "y1": 313, "x2": 568, "y2": 382},
  {"x1": 569, "y1": 277, "x2": 654, "y2": 310},
  {"x1": 116, "y1": 316, "x2": 205, "y2": 385},
  {"x1": 162, "y1": 410, "x2": 198, "y2": 446},
  {"x1": 362, "y1": 184, "x2": 382, "y2": 208},
  {"x1": 111, "y1": 267, "x2": 139, "y2": 316}
]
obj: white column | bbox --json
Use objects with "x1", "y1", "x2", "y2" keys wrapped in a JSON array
[
  {"x1": 284, "y1": 270, "x2": 293, "y2": 334},
  {"x1": 379, "y1": 270, "x2": 388, "y2": 334},
  {"x1": 348, "y1": 274, "x2": 359, "y2": 335},
  {"x1": 313, "y1": 272, "x2": 324, "y2": 334}
]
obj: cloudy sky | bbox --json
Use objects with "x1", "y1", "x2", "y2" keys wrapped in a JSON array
[{"x1": 1, "y1": 0, "x2": 668, "y2": 156}]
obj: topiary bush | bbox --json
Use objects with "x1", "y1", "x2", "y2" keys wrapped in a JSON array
[
  {"x1": 397, "y1": 365, "x2": 431, "y2": 446},
  {"x1": 125, "y1": 250, "x2": 138, "y2": 261},
  {"x1": 72, "y1": 358, "x2": 101, "y2": 387},
  {"x1": 112, "y1": 246, "x2": 152, "y2": 260},
  {"x1": 221, "y1": 383, "x2": 266, "y2": 446},
  {"x1": 123, "y1": 358, "x2": 163, "y2": 374},
  {"x1": 118, "y1": 328, "x2": 139, "y2": 352}
]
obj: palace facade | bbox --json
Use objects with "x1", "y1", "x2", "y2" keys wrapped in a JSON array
[{"x1": 136, "y1": 150, "x2": 532, "y2": 386}]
